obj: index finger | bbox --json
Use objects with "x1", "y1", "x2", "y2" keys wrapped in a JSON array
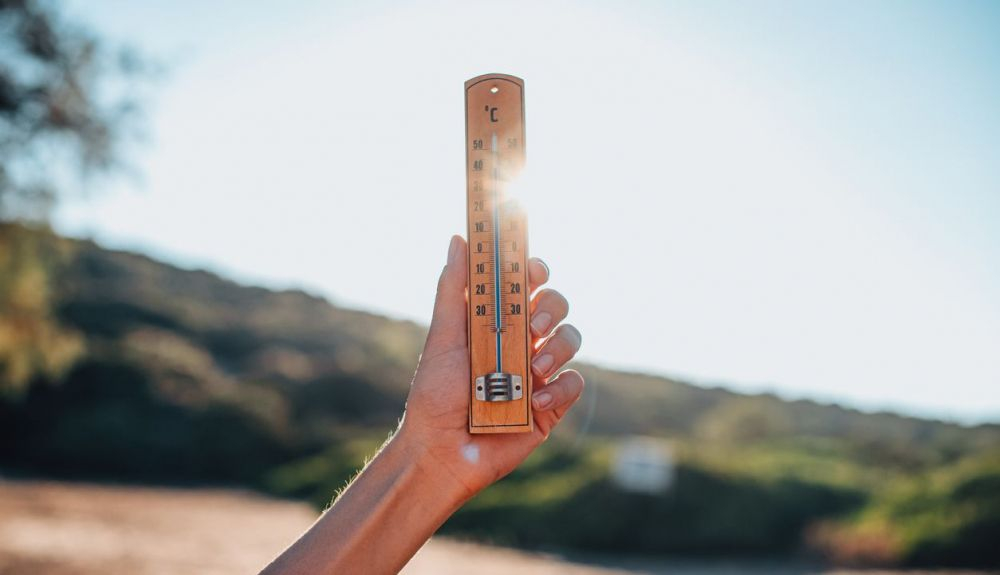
[{"x1": 528, "y1": 257, "x2": 549, "y2": 292}]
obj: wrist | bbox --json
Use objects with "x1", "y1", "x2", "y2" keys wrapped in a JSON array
[
  {"x1": 392, "y1": 423, "x2": 477, "y2": 507},
  {"x1": 263, "y1": 425, "x2": 475, "y2": 574}
]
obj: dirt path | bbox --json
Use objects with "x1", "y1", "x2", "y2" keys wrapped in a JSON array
[
  {"x1": 0, "y1": 479, "x2": 633, "y2": 575},
  {"x1": 0, "y1": 480, "x2": 988, "y2": 575}
]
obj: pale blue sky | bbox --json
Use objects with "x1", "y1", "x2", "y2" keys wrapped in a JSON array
[{"x1": 56, "y1": 1, "x2": 1000, "y2": 423}]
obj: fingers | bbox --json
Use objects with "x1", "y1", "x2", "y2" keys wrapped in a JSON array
[
  {"x1": 531, "y1": 324, "x2": 582, "y2": 381},
  {"x1": 528, "y1": 257, "x2": 549, "y2": 292},
  {"x1": 531, "y1": 369, "x2": 585, "y2": 412},
  {"x1": 529, "y1": 288, "x2": 569, "y2": 339},
  {"x1": 423, "y1": 235, "x2": 469, "y2": 357}
]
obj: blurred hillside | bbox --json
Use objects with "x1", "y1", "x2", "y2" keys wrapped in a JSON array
[{"x1": 1, "y1": 223, "x2": 998, "y2": 568}]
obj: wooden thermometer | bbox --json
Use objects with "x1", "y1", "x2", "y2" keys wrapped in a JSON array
[{"x1": 465, "y1": 73, "x2": 531, "y2": 434}]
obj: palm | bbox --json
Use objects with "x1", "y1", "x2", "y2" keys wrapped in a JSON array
[
  {"x1": 398, "y1": 237, "x2": 582, "y2": 496},
  {"x1": 405, "y1": 346, "x2": 554, "y2": 491}
]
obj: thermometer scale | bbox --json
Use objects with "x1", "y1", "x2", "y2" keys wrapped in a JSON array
[{"x1": 465, "y1": 73, "x2": 531, "y2": 433}]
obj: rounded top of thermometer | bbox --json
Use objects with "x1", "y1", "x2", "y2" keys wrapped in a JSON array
[{"x1": 465, "y1": 73, "x2": 524, "y2": 90}]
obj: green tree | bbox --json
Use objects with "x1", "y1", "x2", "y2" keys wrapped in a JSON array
[
  {"x1": 1, "y1": 0, "x2": 146, "y2": 220},
  {"x1": 0, "y1": 0, "x2": 146, "y2": 393}
]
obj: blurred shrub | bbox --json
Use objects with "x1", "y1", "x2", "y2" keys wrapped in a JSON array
[
  {"x1": 0, "y1": 356, "x2": 295, "y2": 483},
  {"x1": 0, "y1": 224, "x2": 83, "y2": 396},
  {"x1": 443, "y1": 442, "x2": 864, "y2": 555},
  {"x1": 808, "y1": 452, "x2": 1000, "y2": 567},
  {"x1": 695, "y1": 397, "x2": 794, "y2": 443}
]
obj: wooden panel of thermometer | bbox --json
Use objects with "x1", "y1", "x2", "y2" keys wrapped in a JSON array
[{"x1": 465, "y1": 73, "x2": 531, "y2": 434}]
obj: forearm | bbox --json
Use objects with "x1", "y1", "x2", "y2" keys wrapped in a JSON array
[{"x1": 260, "y1": 431, "x2": 470, "y2": 575}]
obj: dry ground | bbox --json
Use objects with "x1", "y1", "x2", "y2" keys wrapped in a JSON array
[{"x1": 0, "y1": 479, "x2": 990, "y2": 575}]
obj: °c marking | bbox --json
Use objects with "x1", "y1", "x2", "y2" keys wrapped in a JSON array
[{"x1": 484, "y1": 105, "x2": 498, "y2": 122}]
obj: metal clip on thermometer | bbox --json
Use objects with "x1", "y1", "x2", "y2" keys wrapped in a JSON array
[{"x1": 465, "y1": 73, "x2": 531, "y2": 434}]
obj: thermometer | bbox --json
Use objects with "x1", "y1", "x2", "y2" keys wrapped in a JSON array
[{"x1": 465, "y1": 73, "x2": 532, "y2": 434}]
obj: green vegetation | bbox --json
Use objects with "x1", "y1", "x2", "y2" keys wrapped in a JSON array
[
  {"x1": 0, "y1": 223, "x2": 998, "y2": 568},
  {"x1": 2, "y1": 2, "x2": 996, "y2": 568},
  {"x1": 809, "y1": 453, "x2": 1000, "y2": 567},
  {"x1": 0, "y1": 226, "x2": 82, "y2": 395}
]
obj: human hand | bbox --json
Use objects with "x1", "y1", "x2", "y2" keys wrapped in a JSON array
[
  {"x1": 261, "y1": 235, "x2": 583, "y2": 575},
  {"x1": 397, "y1": 235, "x2": 584, "y2": 500}
]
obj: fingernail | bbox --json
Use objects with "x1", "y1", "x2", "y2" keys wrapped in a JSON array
[
  {"x1": 447, "y1": 236, "x2": 460, "y2": 264},
  {"x1": 530, "y1": 312, "x2": 551, "y2": 336},
  {"x1": 532, "y1": 353, "x2": 554, "y2": 376},
  {"x1": 532, "y1": 391, "x2": 553, "y2": 409}
]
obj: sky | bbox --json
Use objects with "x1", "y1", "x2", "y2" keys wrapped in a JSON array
[{"x1": 55, "y1": 0, "x2": 1000, "y2": 423}]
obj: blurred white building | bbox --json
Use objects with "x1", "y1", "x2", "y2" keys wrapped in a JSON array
[{"x1": 610, "y1": 437, "x2": 675, "y2": 495}]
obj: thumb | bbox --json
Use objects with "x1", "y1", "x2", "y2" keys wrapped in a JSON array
[{"x1": 423, "y1": 235, "x2": 468, "y2": 357}]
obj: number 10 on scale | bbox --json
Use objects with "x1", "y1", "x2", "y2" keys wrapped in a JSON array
[{"x1": 465, "y1": 74, "x2": 531, "y2": 433}]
